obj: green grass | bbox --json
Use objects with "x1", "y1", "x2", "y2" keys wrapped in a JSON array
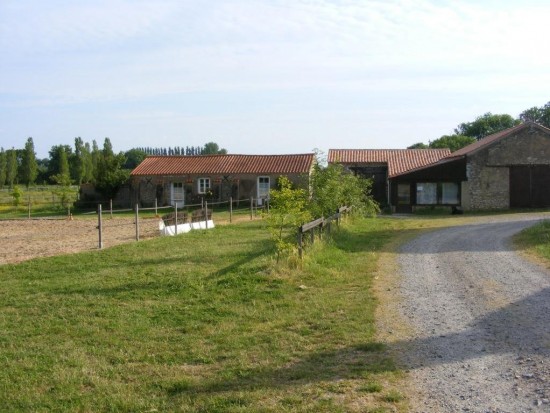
[
  {"x1": 0, "y1": 216, "x2": 413, "y2": 412},
  {"x1": 515, "y1": 219, "x2": 550, "y2": 263},
  {"x1": 0, "y1": 186, "x2": 79, "y2": 218}
]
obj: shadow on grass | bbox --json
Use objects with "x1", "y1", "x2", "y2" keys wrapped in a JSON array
[
  {"x1": 163, "y1": 286, "x2": 550, "y2": 398},
  {"x1": 51, "y1": 239, "x2": 274, "y2": 296},
  {"x1": 166, "y1": 342, "x2": 396, "y2": 396}
]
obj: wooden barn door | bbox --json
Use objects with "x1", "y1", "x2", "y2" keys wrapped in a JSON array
[{"x1": 510, "y1": 166, "x2": 550, "y2": 208}]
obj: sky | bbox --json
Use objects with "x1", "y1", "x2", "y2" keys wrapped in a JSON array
[{"x1": 1, "y1": 0, "x2": 549, "y2": 159}]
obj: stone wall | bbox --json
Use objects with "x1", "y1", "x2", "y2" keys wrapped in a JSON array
[
  {"x1": 465, "y1": 152, "x2": 509, "y2": 210},
  {"x1": 131, "y1": 173, "x2": 310, "y2": 207},
  {"x1": 464, "y1": 126, "x2": 550, "y2": 210}
]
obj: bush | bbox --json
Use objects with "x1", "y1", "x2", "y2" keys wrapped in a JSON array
[{"x1": 264, "y1": 176, "x2": 311, "y2": 262}]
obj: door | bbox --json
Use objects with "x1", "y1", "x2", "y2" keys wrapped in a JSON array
[
  {"x1": 510, "y1": 166, "x2": 550, "y2": 208},
  {"x1": 257, "y1": 176, "x2": 270, "y2": 205},
  {"x1": 396, "y1": 183, "x2": 412, "y2": 213},
  {"x1": 171, "y1": 182, "x2": 184, "y2": 207}
]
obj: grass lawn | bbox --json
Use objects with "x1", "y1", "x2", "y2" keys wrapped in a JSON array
[
  {"x1": 0, "y1": 186, "x2": 79, "y2": 219},
  {"x1": 0, "y1": 217, "x2": 414, "y2": 412},
  {"x1": 515, "y1": 219, "x2": 550, "y2": 265}
]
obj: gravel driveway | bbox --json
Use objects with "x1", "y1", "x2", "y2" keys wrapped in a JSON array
[{"x1": 396, "y1": 214, "x2": 550, "y2": 412}]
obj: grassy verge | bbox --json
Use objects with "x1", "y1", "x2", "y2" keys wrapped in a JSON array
[
  {"x1": 0, "y1": 186, "x2": 79, "y2": 218},
  {"x1": 0, "y1": 216, "x2": 413, "y2": 412},
  {"x1": 515, "y1": 219, "x2": 550, "y2": 266}
]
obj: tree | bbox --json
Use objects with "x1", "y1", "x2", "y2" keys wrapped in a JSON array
[
  {"x1": 265, "y1": 176, "x2": 311, "y2": 262},
  {"x1": 519, "y1": 102, "x2": 550, "y2": 128},
  {"x1": 202, "y1": 141, "x2": 227, "y2": 155},
  {"x1": 123, "y1": 148, "x2": 147, "y2": 169},
  {"x1": 6, "y1": 148, "x2": 18, "y2": 187},
  {"x1": 36, "y1": 158, "x2": 49, "y2": 185},
  {"x1": 407, "y1": 142, "x2": 429, "y2": 149},
  {"x1": 91, "y1": 140, "x2": 100, "y2": 180},
  {"x1": 455, "y1": 112, "x2": 520, "y2": 140},
  {"x1": 0, "y1": 148, "x2": 6, "y2": 189},
  {"x1": 52, "y1": 146, "x2": 71, "y2": 186},
  {"x1": 47, "y1": 145, "x2": 73, "y2": 182},
  {"x1": 20, "y1": 137, "x2": 38, "y2": 187},
  {"x1": 429, "y1": 134, "x2": 476, "y2": 152},
  {"x1": 309, "y1": 162, "x2": 379, "y2": 219},
  {"x1": 72, "y1": 137, "x2": 86, "y2": 185},
  {"x1": 94, "y1": 138, "x2": 130, "y2": 199},
  {"x1": 82, "y1": 141, "x2": 93, "y2": 183},
  {"x1": 10, "y1": 185, "x2": 23, "y2": 211}
]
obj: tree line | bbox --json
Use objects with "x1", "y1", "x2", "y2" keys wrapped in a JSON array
[
  {"x1": 409, "y1": 101, "x2": 550, "y2": 152},
  {"x1": 135, "y1": 143, "x2": 227, "y2": 156},
  {"x1": 0, "y1": 139, "x2": 227, "y2": 198}
]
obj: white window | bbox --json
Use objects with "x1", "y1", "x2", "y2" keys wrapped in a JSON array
[
  {"x1": 171, "y1": 182, "x2": 184, "y2": 206},
  {"x1": 198, "y1": 178, "x2": 211, "y2": 194},
  {"x1": 416, "y1": 183, "x2": 437, "y2": 204},
  {"x1": 257, "y1": 176, "x2": 270, "y2": 199}
]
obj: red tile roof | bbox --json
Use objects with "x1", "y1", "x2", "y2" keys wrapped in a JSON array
[
  {"x1": 328, "y1": 149, "x2": 451, "y2": 177},
  {"x1": 447, "y1": 122, "x2": 549, "y2": 158},
  {"x1": 130, "y1": 154, "x2": 315, "y2": 176},
  {"x1": 389, "y1": 122, "x2": 550, "y2": 178}
]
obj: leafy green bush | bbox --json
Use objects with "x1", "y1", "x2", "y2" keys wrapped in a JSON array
[{"x1": 264, "y1": 176, "x2": 311, "y2": 261}]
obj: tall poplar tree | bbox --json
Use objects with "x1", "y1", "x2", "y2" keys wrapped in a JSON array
[
  {"x1": 0, "y1": 148, "x2": 6, "y2": 188},
  {"x1": 53, "y1": 146, "x2": 71, "y2": 186},
  {"x1": 83, "y1": 142, "x2": 94, "y2": 183},
  {"x1": 21, "y1": 137, "x2": 38, "y2": 187},
  {"x1": 6, "y1": 148, "x2": 18, "y2": 187},
  {"x1": 73, "y1": 137, "x2": 85, "y2": 185}
]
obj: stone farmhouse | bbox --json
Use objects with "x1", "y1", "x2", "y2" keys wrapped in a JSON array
[{"x1": 129, "y1": 153, "x2": 315, "y2": 207}]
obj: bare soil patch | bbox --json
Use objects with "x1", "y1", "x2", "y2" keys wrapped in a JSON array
[{"x1": 0, "y1": 217, "x2": 160, "y2": 265}]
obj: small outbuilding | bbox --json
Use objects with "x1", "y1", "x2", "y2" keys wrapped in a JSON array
[
  {"x1": 327, "y1": 148, "x2": 451, "y2": 207},
  {"x1": 129, "y1": 153, "x2": 315, "y2": 207},
  {"x1": 389, "y1": 122, "x2": 550, "y2": 212}
]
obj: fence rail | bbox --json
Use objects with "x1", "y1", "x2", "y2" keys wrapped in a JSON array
[
  {"x1": 297, "y1": 206, "x2": 352, "y2": 258},
  {"x1": 89, "y1": 197, "x2": 268, "y2": 249}
]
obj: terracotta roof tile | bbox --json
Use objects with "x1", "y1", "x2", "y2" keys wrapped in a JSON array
[
  {"x1": 446, "y1": 122, "x2": 549, "y2": 158},
  {"x1": 328, "y1": 149, "x2": 451, "y2": 177},
  {"x1": 130, "y1": 154, "x2": 315, "y2": 176}
]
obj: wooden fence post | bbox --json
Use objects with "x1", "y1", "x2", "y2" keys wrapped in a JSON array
[
  {"x1": 229, "y1": 196, "x2": 233, "y2": 223},
  {"x1": 155, "y1": 198, "x2": 158, "y2": 216},
  {"x1": 135, "y1": 204, "x2": 139, "y2": 241},
  {"x1": 205, "y1": 201, "x2": 208, "y2": 229},
  {"x1": 110, "y1": 199, "x2": 113, "y2": 219},
  {"x1": 174, "y1": 202, "x2": 178, "y2": 235},
  {"x1": 250, "y1": 197, "x2": 253, "y2": 220},
  {"x1": 298, "y1": 229, "x2": 303, "y2": 259},
  {"x1": 27, "y1": 196, "x2": 31, "y2": 220},
  {"x1": 98, "y1": 204, "x2": 103, "y2": 249}
]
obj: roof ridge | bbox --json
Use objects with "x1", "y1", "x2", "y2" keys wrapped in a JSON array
[{"x1": 445, "y1": 121, "x2": 549, "y2": 158}]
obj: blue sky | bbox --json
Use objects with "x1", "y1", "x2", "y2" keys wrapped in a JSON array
[{"x1": 1, "y1": 0, "x2": 549, "y2": 158}]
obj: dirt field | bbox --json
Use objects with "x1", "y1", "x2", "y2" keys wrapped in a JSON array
[
  {"x1": 0, "y1": 213, "x2": 259, "y2": 265},
  {"x1": 0, "y1": 217, "x2": 161, "y2": 265}
]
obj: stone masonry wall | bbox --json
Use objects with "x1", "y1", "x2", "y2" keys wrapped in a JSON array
[
  {"x1": 464, "y1": 126, "x2": 550, "y2": 210},
  {"x1": 465, "y1": 154, "x2": 509, "y2": 210}
]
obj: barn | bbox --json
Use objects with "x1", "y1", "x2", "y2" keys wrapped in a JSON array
[
  {"x1": 389, "y1": 122, "x2": 550, "y2": 212},
  {"x1": 327, "y1": 149, "x2": 451, "y2": 207}
]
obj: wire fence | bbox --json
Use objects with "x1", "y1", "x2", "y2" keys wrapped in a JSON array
[{"x1": 95, "y1": 197, "x2": 268, "y2": 248}]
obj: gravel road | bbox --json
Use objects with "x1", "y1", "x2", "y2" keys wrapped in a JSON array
[{"x1": 397, "y1": 214, "x2": 550, "y2": 413}]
